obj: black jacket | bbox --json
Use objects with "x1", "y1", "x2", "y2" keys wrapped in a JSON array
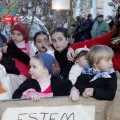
[
  {"x1": 75, "y1": 72, "x2": 117, "y2": 100},
  {"x1": 54, "y1": 44, "x2": 72, "y2": 74},
  {"x1": 0, "y1": 53, "x2": 20, "y2": 75},
  {"x1": 12, "y1": 76, "x2": 72, "y2": 99},
  {"x1": 7, "y1": 40, "x2": 30, "y2": 65}
]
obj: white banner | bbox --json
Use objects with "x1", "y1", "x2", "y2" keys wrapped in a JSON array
[{"x1": 2, "y1": 105, "x2": 95, "y2": 120}]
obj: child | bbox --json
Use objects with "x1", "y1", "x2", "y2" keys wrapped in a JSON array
[
  {"x1": 51, "y1": 27, "x2": 72, "y2": 74},
  {"x1": 34, "y1": 31, "x2": 54, "y2": 57},
  {"x1": 68, "y1": 47, "x2": 89, "y2": 85},
  {"x1": 70, "y1": 45, "x2": 117, "y2": 101},
  {"x1": 12, "y1": 54, "x2": 72, "y2": 101},
  {"x1": 34, "y1": 31, "x2": 60, "y2": 76},
  {"x1": 7, "y1": 22, "x2": 35, "y2": 78},
  {"x1": 0, "y1": 64, "x2": 26, "y2": 100},
  {"x1": 0, "y1": 38, "x2": 20, "y2": 75},
  {"x1": 39, "y1": 53, "x2": 60, "y2": 76}
]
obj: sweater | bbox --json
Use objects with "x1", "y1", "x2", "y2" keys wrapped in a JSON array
[
  {"x1": 12, "y1": 76, "x2": 72, "y2": 99},
  {"x1": 0, "y1": 53, "x2": 20, "y2": 75},
  {"x1": 75, "y1": 72, "x2": 117, "y2": 100},
  {"x1": 54, "y1": 44, "x2": 72, "y2": 74}
]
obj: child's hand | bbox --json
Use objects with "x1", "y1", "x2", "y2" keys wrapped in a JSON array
[
  {"x1": 30, "y1": 94, "x2": 41, "y2": 102},
  {"x1": 82, "y1": 91, "x2": 90, "y2": 98},
  {"x1": 83, "y1": 88, "x2": 94, "y2": 97},
  {"x1": 43, "y1": 41, "x2": 54, "y2": 51},
  {"x1": 69, "y1": 90, "x2": 79, "y2": 101}
]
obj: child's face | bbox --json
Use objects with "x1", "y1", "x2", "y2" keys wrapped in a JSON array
[
  {"x1": 0, "y1": 48, "x2": 3, "y2": 61},
  {"x1": 29, "y1": 58, "x2": 47, "y2": 79},
  {"x1": 94, "y1": 58, "x2": 113, "y2": 72},
  {"x1": 76, "y1": 55, "x2": 88, "y2": 68},
  {"x1": 2, "y1": 44, "x2": 8, "y2": 53},
  {"x1": 51, "y1": 32, "x2": 68, "y2": 52},
  {"x1": 12, "y1": 30, "x2": 24, "y2": 43},
  {"x1": 34, "y1": 34, "x2": 50, "y2": 52}
]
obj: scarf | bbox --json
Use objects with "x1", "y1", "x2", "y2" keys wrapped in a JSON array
[{"x1": 82, "y1": 65, "x2": 115, "y2": 82}]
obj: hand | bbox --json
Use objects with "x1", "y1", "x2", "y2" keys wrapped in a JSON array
[
  {"x1": 43, "y1": 41, "x2": 54, "y2": 51},
  {"x1": 69, "y1": 89, "x2": 79, "y2": 102},
  {"x1": 82, "y1": 91, "x2": 90, "y2": 98},
  {"x1": 67, "y1": 47, "x2": 75, "y2": 61},
  {"x1": 84, "y1": 88, "x2": 94, "y2": 97},
  {"x1": 30, "y1": 94, "x2": 41, "y2": 102}
]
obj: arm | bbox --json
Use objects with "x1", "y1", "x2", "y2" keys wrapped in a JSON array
[
  {"x1": 70, "y1": 30, "x2": 113, "y2": 50},
  {"x1": 7, "y1": 41, "x2": 30, "y2": 65},
  {"x1": 51, "y1": 76, "x2": 72, "y2": 96},
  {"x1": 67, "y1": 30, "x2": 113, "y2": 61},
  {"x1": 93, "y1": 73, "x2": 117, "y2": 100},
  {"x1": 12, "y1": 79, "x2": 40, "y2": 99},
  {"x1": 74, "y1": 74, "x2": 90, "y2": 95},
  {"x1": 1, "y1": 53, "x2": 20, "y2": 75}
]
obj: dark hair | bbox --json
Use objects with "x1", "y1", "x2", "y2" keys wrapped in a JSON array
[
  {"x1": 51, "y1": 27, "x2": 69, "y2": 39},
  {"x1": 33, "y1": 31, "x2": 49, "y2": 43},
  {"x1": 74, "y1": 50, "x2": 88, "y2": 61},
  {"x1": 87, "y1": 14, "x2": 92, "y2": 19}
]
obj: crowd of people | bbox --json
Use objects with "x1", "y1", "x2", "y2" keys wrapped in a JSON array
[
  {"x1": 0, "y1": 8, "x2": 119, "y2": 102},
  {"x1": 72, "y1": 13, "x2": 114, "y2": 43}
]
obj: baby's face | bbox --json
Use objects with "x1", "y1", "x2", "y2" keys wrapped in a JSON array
[{"x1": 76, "y1": 55, "x2": 88, "y2": 68}]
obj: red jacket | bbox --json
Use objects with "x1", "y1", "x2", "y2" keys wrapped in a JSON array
[{"x1": 70, "y1": 30, "x2": 120, "y2": 72}]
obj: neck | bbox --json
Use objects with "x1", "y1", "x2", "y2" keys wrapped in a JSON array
[
  {"x1": 37, "y1": 74, "x2": 51, "y2": 82},
  {"x1": 93, "y1": 66, "x2": 101, "y2": 72},
  {"x1": 39, "y1": 72, "x2": 50, "y2": 79},
  {"x1": 15, "y1": 41, "x2": 25, "y2": 48}
]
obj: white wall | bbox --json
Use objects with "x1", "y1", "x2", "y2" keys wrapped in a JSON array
[
  {"x1": 103, "y1": 0, "x2": 115, "y2": 19},
  {"x1": 90, "y1": 0, "x2": 97, "y2": 19}
]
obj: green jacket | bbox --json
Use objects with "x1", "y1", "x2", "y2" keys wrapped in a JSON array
[{"x1": 91, "y1": 21, "x2": 110, "y2": 38}]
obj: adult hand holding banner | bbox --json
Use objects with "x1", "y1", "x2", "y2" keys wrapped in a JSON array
[{"x1": 2, "y1": 105, "x2": 95, "y2": 120}]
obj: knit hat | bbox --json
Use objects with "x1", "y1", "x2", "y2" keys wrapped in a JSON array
[
  {"x1": 0, "y1": 38, "x2": 4, "y2": 48},
  {"x1": 12, "y1": 22, "x2": 29, "y2": 43},
  {"x1": 39, "y1": 53, "x2": 58, "y2": 74},
  {"x1": 75, "y1": 46, "x2": 89, "y2": 57},
  {"x1": 0, "y1": 33, "x2": 7, "y2": 43}
]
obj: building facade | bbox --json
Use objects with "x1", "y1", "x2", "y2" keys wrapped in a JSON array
[{"x1": 73, "y1": 0, "x2": 115, "y2": 19}]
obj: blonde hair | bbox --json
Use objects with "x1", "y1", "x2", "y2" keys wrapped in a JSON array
[{"x1": 88, "y1": 45, "x2": 114, "y2": 67}]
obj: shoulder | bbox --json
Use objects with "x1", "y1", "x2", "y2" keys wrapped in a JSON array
[{"x1": 22, "y1": 78, "x2": 38, "y2": 85}]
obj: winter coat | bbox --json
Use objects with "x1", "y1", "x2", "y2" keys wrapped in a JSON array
[
  {"x1": 12, "y1": 76, "x2": 72, "y2": 99},
  {"x1": 91, "y1": 21, "x2": 110, "y2": 38}
]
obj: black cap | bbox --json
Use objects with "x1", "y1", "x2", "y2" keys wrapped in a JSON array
[{"x1": 97, "y1": 14, "x2": 103, "y2": 18}]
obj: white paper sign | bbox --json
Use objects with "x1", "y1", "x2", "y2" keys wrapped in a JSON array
[{"x1": 2, "y1": 105, "x2": 95, "y2": 120}]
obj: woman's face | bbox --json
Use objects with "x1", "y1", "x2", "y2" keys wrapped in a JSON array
[
  {"x1": 34, "y1": 34, "x2": 50, "y2": 52},
  {"x1": 51, "y1": 32, "x2": 68, "y2": 52}
]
